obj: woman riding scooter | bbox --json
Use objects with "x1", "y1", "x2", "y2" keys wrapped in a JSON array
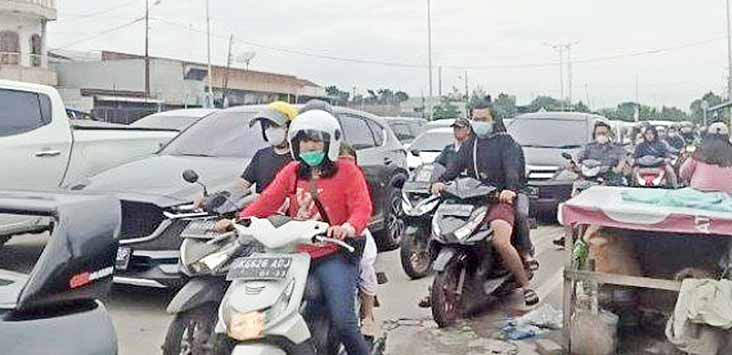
[
  {"x1": 218, "y1": 109, "x2": 372, "y2": 355},
  {"x1": 632, "y1": 126, "x2": 679, "y2": 188}
]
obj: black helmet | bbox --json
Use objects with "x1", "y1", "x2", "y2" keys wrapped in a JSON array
[{"x1": 592, "y1": 120, "x2": 612, "y2": 139}]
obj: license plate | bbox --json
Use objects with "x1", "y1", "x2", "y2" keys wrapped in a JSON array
[
  {"x1": 227, "y1": 256, "x2": 292, "y2": 281},
  {"x1": 115, "y1": 247, "x2": 132, "y2": 271},
  {"x1": 527, "y1": 186, "x2": 539, "y2": 198},
  {"x1": 181, "y1": 219, "x2": 222, "y2": 239}
]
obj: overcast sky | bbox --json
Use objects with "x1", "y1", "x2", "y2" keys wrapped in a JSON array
[{"x1": 49, "y1": 0, "x2": 732, "y2": 110}]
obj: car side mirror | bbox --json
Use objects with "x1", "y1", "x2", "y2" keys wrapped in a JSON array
[
  {"x1": 410, "y1": 149, "x2": 421, "y2": 157},
  {"x1": 182, "y1": 169, "x2": 199, "y2": 184},
  {"x1": 561, "y1": 152, "x2": 573, "y2": 160}
]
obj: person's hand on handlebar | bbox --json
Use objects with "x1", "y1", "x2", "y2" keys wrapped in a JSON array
[
  {"x1": 193, "y1": 194, "x2": 205, "y2": 209},
  {"x1": 327, "y1": 223, "x2": 356, "y2": 241},
  {"x1": 214, "y1": 219, "x2": 234, "y2": 233},
  {"x1": 499, "y1": 190, "x2": 517, "y2": 205},
  {"x1": 431, "y1": 182, "x2": 447, "y2": 195}
]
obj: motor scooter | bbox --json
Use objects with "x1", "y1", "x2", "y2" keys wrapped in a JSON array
[{"x1": 634, "y1": 155, "x2": 669, "y2": 187}]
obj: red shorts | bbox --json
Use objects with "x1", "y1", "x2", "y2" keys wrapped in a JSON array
[{"x1": 485, "y1": 202, "x2": 515, "y2": 226}]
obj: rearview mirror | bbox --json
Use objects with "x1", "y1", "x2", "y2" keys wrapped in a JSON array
[
  {"x1": 182, "y1": 170, "x2": 199, "y2": 184},
  {"x1": 561, "y1": 152, "x2": 573, "y2": 160}
]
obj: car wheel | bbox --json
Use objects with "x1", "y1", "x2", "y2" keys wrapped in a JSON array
[{"x1": 374, "y1": 185, "x2": 405, "y2": 251}]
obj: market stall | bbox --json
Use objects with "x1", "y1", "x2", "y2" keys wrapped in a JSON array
[{"x1": 559, "y1": 186, "x2": 732, "y2": 355}]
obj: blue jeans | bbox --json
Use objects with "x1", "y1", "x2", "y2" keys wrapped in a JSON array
[{"x1": 312, "y1": 255, "x2": 369, "y2": 355}]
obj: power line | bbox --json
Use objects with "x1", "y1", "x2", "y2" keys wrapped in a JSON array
[{"x1": 52, "y1": 17, "x2": 145, "y2": 51}]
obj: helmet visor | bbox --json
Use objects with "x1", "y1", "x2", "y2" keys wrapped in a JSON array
[{"x1": 294, "y1": 129, "x2": 330, "y2": 143}]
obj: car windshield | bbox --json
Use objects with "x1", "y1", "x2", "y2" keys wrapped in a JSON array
[
  {"x1": 131, "y1": 115, "x2": 202, "y2": 130},
  {"x1": 161, "y1": 111, "x2": 267, "y2": 158},
  {"x1": 508, "y1": 118, "x2": 586, "y2": 148},
  {"x1": 410, "y1": 130, "x2": 453, "y2": 152}
]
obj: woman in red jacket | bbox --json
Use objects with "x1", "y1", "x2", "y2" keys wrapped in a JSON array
[{"x1": 238, "y1": 109, "x2": 372, "y2": 355}]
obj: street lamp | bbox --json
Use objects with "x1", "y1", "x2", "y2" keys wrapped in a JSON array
[
  {"x1": 145, "y1": 0, "x2": 162, "y2": 99},
  {"x1": 701, "y1": 100, "x2": 710, "y2": 127}
]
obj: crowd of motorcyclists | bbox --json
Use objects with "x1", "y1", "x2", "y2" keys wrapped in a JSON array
[{"x1": 195, "y1": 94, "x2": 732, "y2": 355}]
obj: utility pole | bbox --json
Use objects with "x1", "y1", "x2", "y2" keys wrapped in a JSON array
[
  {"x1": 727, "y1": 0, "x2": 732, "y2": 104},
  {"x1": 635, "y1": 75, "x2": 639, "y2": 104},
  {"x1": 464, "y1": 70, "x2": 469, "y2": 115},
  {"x1": 546, "y1": 41, "x2": 578, "y2": 110},
  {"x1": 144, "y1": 0, "x2": 150, "y2": 99},
  {"x1": 585, "y1": 83, "x2": 591, "y2": 110},
  {"x1": 567, "y1": 45, "x2": 573, "y2": 106},
  {"x1": 558, "y1": 45, "x2": 564, "y2": 109},
  {"x1": 427, "y1": 0, "x2": 433, "y2": 119},
  {"x1": 222, "y1": 34, "x2": 233, "y2": 108},
  {"x1": 205, "y1": 0, "x2": 213, "y2": 108},
  {"x1": 437, "y1": 66, "x2": 442, "y2": 98}
]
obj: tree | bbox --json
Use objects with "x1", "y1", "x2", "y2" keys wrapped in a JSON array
[
  {"x1": 432, "y1": 98, "x2": 461, "y2": 120},
  {"x1": 395, "y1": 91, "x2": 409, "y2": 103},
  {"x1": 325, "y1": 85, "x2": 350, "y2": 105},
  {"x1": 522, "y1": 96, "x2": 565, "y2": 113},
  {"x1": 690, "y1": 91, "x2": 728, "y2": 124},
  {"x1": 468, "y1": 86, "x2": 488, "y2": 110},
  {"x1": 492, "y1": 92, "x2": 517, "y2": 119},
  {"x1": 573, "y1": 101, "x2": 591, "y2": 113}
]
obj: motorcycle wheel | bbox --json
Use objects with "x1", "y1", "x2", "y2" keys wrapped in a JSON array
[
  {"x1": 163, "y1": 304, "x2": 217, "y2": 355},
  {"x1": 431, "y1": 261, "x2": 464, "y2": 328},
  {"x1": 399, "y1": 229, "x2": 432, "y2": 279}
]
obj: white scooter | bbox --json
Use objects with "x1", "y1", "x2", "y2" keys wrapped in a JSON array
[{"x1": 211, "y1": 216, "x2": 371, "y2": 355}]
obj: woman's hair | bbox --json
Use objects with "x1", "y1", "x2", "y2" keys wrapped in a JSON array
[
  {"x1": 693, "y1": 134, "x2": 732, "y2": 168},
  {"x1": 472, "y1": 96, "x2": 507, "y2": 133}
]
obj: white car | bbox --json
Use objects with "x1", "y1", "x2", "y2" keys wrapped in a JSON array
[
  {"x1": 131, "y1": 108, "x2": 219, "y2": 131},
  {"x1": 406, "y1": 127, "x2": 455, "y2": 169},
  {"x1": 0, "y1": 80, "x2": 178, "y2": 244}
]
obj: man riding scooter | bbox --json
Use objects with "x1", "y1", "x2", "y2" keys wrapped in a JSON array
[
  {"x1": 553, "y1": 121, "x2": 627, "y2": 247},
  {"x1": 632, "y1": 126, "x2": 679, "y2": 188},
  {"x1": 431, "y1": 101, "x2": 539, "y2": 307}
]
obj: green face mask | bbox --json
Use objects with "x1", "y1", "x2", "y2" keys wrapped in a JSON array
[{"x1": 300, "y1": 151, "x2": 326, "y2": 167}]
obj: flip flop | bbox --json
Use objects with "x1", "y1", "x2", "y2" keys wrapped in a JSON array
[
  {"x1": 524, "y1": 289, "x2": 540, "y2": 306},
  {"x1": 524, "y1": 258, "x2": 540, "y2": 272}
]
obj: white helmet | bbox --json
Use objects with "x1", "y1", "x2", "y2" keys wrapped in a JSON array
[{"x1": 288, "y1": 109, "x2": 343, "y2": 163}]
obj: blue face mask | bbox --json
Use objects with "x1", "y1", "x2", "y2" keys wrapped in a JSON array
[
  {"x1": 471, "y1": 121, "x2": 494, "y2": 138},
  {"x1": 300, "y1": 151, "x2": 326, "y2": 167}
]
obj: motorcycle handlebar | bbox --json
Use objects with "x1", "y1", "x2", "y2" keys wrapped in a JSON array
[{"x1": 313, "y1": 236, "x2": 356, "y2": 253}]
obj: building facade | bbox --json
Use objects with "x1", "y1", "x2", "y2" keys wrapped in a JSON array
[
  {"x1": 0, "y1": 0, "x2": 57, "y2": 85},
  {"x1": 53, "y1": 50, "x2": 326, "y2": 124}
]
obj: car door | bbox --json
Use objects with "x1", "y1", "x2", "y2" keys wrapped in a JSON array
[
  {"x1": 0, "y1": 88, "x2": 71, "y2": 190},
  {"x1": 338, "y1": 113, "x2": 387, "y2": 223}
]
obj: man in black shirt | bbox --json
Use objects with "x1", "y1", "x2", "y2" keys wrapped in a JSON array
[{"x1": 431, "y1": 102, "x2": 538, "y2": 306}]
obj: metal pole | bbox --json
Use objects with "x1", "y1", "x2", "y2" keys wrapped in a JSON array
[
  {"x1": 567, "y1": 44, "x2": 573, "y2": 107},
  {"x1": 559, "y1": 46, "x2": 564, "y2": 109},
  {"x1": 145, "y1": 0, "x2": 150, "y2": 99},
  {"x1": 437, "y1": 66, "x2": 442, "y2": 98},
  {"x1": 464, "y1": 70, "x2": 469, "y2": 115},
  {"x1": 205, "y1": 0, "x2": 213, "y2": 106},
  {"x1": 427, "y1": 0, "x2": 433, "y2": 119},
  {"x1": 727, "y1": 0, "x2": 732, "y2": 104},
  {"x1": 222, "y1": 34, "x2": 233, "y2": 108},
  {"x1": 635, "y1": 74, "x2": 639, "y2": 104}
]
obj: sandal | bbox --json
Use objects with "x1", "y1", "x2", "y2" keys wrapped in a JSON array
[
  {"x1": 417, "y1": 295, "x2": 431, "y2": 308},
  {"x1": 524, "y1": 288, "x2": 540, "y2": 306},
  {"x1": 524, "y1": 258, "x2": 540, "y2": 272}
]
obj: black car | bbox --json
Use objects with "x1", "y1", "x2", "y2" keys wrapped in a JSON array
[
  {"x1": 507, "y1": 112, "x2": 608, "y2": 216},
  {"x1": 381, "y1": 117, "x2": 427, "y2": 145},
  {"x1": 0, "y1": 191, "x2": 119, "y2": 355},
  {"x1": 72, "y1": 105, "x2": 409, "y2": 289}
]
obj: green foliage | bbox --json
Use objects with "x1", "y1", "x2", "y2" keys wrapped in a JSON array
[
  {"x1": 432, "y1": 98, "x2": 461, "y2": 120},
  {"x1": 689, "y1": 91, "x2": 729, "y2": 124}
]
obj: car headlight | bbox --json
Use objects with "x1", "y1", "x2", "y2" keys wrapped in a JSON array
[{"x1": 453, "y1": 206, "x2": 488, "y2": 241}]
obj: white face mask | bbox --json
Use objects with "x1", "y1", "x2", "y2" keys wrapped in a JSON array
[
  {"x1": 265, "y1": 127, "x2": 287, "y2": 146},
  {"x1": 596, "y1": 134, "x2": 609, "y2": 144}
]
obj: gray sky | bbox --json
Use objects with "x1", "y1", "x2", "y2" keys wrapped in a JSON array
[{"x1": 50, "y1": 0, "x2": 732, "y2": 110}]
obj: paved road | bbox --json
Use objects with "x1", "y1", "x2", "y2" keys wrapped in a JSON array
[{"x1": 0, "y1": 225, "x2": 566, "y2": 355}]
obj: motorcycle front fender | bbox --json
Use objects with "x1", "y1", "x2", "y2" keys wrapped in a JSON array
[
  {"x1": 166, "y1": 277, "x2": 228, "y2": 314},
  {"x1": 432, "y1": 248, "x2": 457, "y2": 272}
]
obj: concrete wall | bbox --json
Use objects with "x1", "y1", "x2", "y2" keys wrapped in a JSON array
[{"x1": 57, "y1": 87, "x2": 93, "y2": 111}]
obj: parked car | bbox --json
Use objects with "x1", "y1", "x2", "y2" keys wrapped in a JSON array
[
  {"x1": 72, "y1": 105, "x2": 409, "y2": 288},
  {"x1": 131, "y1": 108, "x2": 218, "y2": 131},
  {"x1": 406, "y1": 127, "x2": 454, "y2": 170},
  {"x1": 507, "y1": 112, "x2": 608, "y2": 216},
  {"x1": 66, "y1": 108, "x2": 98, "y2": 121},
  {"x1": 0, "y1": 191, "x2": 119, "y2": 355},
  {"x1": 0, "y1": 80, "x2": 179, "y2": 246},
  {"x1": 381, "y1": 116, "x2": 427, "y2": 145}
]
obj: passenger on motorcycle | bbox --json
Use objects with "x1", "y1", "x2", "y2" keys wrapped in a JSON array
[
  {"x1": 575, "y1": 121, "x2": 627, "y2": 184},
  {"x1": 632, "y1": 126, "x2": 679, "y2": 187},
  {"x1": 226, "y1": 109, "x2": 373, "y2": 355},
  {"x1": 434, "y1": 117, "x2": 473, "y2": 167},
  {"x1": 431, "y1": 102, "x2": 539, "y2": 306},
  {"x1": 680, "y1": 122, "x2": 732, "y2": 194},
  {"x1": 666, "y1": 126, "x2": 687, "y2": 152}
]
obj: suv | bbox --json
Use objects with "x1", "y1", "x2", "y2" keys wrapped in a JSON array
[
  {"x1": 381, "y1": 117, "x2": 427, "y2": 146},
  {"x1": 74, "y1": 105, "x2": 409, "y2": 288},
  {"x1": 507, "y1": 112, "x2": 608, "y2": 216}
]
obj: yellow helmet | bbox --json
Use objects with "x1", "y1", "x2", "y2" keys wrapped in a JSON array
[{"x1": 268, "y1": 101, "x2": 298, "y2": 123}]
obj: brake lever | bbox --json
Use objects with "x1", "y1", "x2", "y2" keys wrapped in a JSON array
[{"x1": 313, "y1": 236, "x2": 356, "y2": 253}]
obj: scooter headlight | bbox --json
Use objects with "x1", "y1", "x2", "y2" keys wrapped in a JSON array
[
  {"x1": 453, "y1": 206, "x2": 488, "y2": 241},
  {"x1": 405, "y1": 196, "x2": 440, "y2": 217},
  {"x1": 226, "y1": 311, "x2": 266, "y2": 341}
]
